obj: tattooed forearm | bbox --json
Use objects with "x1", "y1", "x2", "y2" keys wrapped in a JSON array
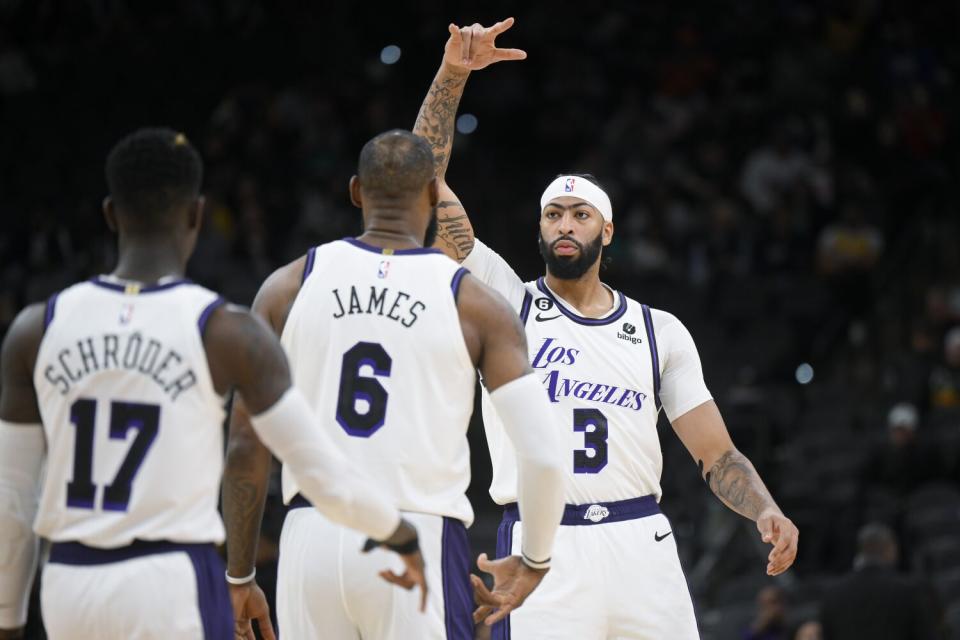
[
  {"x1": 702, "y1": 449, "x2": 777, "y2": 521},
  {"x1": 435, "y1": 202, "x2": 475, "y2": 260},
  {"x1": 222, "y1": 401, "x2": 272, "y2": 577},
  {"x1": 413, "y1": 66, "x2": 469, "y2": 178},
  {"x1": 222, "y1": 472, "x2": 267, "y2": 575}
]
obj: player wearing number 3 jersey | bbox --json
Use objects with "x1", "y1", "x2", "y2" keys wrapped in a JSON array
[
  {"x1": 414, "y1": 18, "x2": 801, "y2": 639},
  {"x1": 222, "y1": 130, "x2": 565, "y2": 639},
  {"x1": 0, "y1": 129, "x2": 427, "y2": 640}
]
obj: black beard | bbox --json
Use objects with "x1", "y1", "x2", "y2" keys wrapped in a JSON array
[
  {"x1": 423, "y1": 207, "x2": 438, "y2": 247},
  {"x1": 538, "y1": 230, "x2": 603, "y2": 279}
]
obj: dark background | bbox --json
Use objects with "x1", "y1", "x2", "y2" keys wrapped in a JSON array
[{"x1": 2, "y1": 1, "x2": 959, "y2": 638}]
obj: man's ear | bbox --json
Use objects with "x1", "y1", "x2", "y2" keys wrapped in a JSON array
[
  {"x1": 102, "y1": 196, "x2": 118, "y2": 232},
  {"x1": 349, "y1": 176, "x2": 363, "y2": 208},
  {"x1": 188, "y1": 196, "x2": 205, "y2": 230},
  {"x1": 602, "y1": 220, "x2": 614, "y2": 247}
]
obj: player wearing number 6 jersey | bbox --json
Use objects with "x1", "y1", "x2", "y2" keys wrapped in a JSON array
[
  {"x1": 222, "y1": 129, "x2": 565, "y2": 639},
  {"x1": 414, "y1": 18, "x2": 801, "y2": 639},
  {"x1": 0, "y1": 129, "x2": 425, "y2": 640}
]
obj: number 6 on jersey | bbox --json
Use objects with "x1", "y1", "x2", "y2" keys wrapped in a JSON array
[{"x1": 336, "y1": 341, "x2": 392, "y2": 437}]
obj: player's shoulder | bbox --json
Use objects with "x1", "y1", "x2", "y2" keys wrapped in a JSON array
[
  {"x1": 253, "y1": 253, "x2": 310, "y2": 331},
  {"x1": 618, "y1": 294, "x2": 686, "y2": 331}
]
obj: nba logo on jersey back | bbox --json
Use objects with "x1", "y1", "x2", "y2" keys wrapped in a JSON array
[
  {"x1": 378, "y1": 261, "x2": 390, "y2": 279},
  {"x1": 119, "y1": 304, "x2": 134, "y2": 325},
  {"x1": 564, "y1": 178, "x2": 575, "y2": 192}
]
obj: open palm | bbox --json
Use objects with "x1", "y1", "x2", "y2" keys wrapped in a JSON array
[{"x1": 444, "y1": 18, "x2": 526, "y2": 71}]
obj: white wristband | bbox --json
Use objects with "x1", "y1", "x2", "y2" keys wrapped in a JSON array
[{"x1": 225, "y1": 568, "x2": 256, "y2": 585}]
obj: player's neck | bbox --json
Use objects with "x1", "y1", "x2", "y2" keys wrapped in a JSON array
[
  {"x1": 356, "y1": 225, "x2": 424, "y2": 251},
  {"x1": 543, "y1": 269, "x2": 614, "y2": 318},
  {"x1": 111, "y1": 236, "x2": 186, "y2": 284}
]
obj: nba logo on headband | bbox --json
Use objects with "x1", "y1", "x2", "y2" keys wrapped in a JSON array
[{"x1": 541, "y1": 175, "x2": 614, "y2": 221}]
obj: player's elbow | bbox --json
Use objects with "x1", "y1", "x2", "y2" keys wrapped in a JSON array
[{"x1": 224, "y1": 426, "x2": 269, "y2": 472}]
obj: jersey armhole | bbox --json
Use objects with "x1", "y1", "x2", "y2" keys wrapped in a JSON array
[
  {"x1": 451, "y1": 267, "x2": 470, "y2": 302},
  {"x1": 518, "y1": 291, "x2": 533, "y2": 326},
  {"x1": 43, "y1": 291, "x2": 60, "y2": 333},
  {"x1": 197, "y1": 297, "x2": 227, "y2": 337},
  {"x1": 301, "y1": 247, "x2": 317, "y2": 285},
  {"x1": 641, "y1": 304, "x2": 662, "y2": 412}
]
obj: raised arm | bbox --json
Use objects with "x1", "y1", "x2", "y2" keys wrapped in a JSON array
[
  {"x1": 455, "y1": 274, "x2": 564, "y2": 625},
  {"x1": 414, "y1": 18, "x2": 525, "y2": 262},
  {"x1": 0, "y1": 304, "x2": 45, "y2": 639}
]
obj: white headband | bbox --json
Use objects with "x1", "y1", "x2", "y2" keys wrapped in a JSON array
[{"x1": 540, "y1": 176, "x2": 613, "y2": 221}]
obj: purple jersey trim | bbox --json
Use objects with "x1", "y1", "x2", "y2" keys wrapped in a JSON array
[
  {"x1": 502, "y1": 495, "x2": 660, "y2": 527},
  {"x1": 441, "y1": 517, "x2": 473, "y2": 639},
  {"x1": 44, "y1": 291, "x2": 60, "y2": 331},
  {"x1": 302, "y1": 247, "x2": 317, "y2": 284},
  {"x1": 535, "y1": 277, "x2": 627, "y2": 326},
  {"x1": 450, "y1": 267, "x2": 470, "y2": 302},
  {"x1": 492, "y1": 518, "x2": 516, "y2": 640},
  {"x1": 89, "y1": 276, "x2": 192, "y2": 294},
  {"x1": 197, "y1": 297, "x2": 226, "y2": 337},
  {"x1": 641, "y1": 304, "x2": 662, "y2": 411},
  {"x1": 518, "y1": 291, "x2": 533, "y2": 326},
  {"x1": 343, "y1": 237, "x2": 443, "y2": 256}
]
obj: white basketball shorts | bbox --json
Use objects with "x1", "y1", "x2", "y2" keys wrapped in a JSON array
[
  {"x1": 41, "y1": 540, "x2": 232, "y2": 639},
  {"x1": 278, "y1": 497, "x2": 473, "y2": 639},
  {"x1": 492, "y1": 496, "x2": 699, "y2": 639}
]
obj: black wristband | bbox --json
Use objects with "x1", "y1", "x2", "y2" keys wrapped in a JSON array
[
  {"x1": 362, "y1": 536, "x2": 420, "y2": 555},
  {"x1": 386, "y1": 536, "x2": 420, "y2": 555}
]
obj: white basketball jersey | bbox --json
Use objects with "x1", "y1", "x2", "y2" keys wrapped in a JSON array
[
  {"x1": 280, "y1": 238, "x2": 476, "y2": 524},
  {"x1": 32, "y1": 277, "x2": 228, "y2": 547},
  {"x1": 464, "y1": 239, "x2": 712, "y2": 506}
]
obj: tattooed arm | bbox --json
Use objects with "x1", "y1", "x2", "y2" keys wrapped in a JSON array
[
  {"x1": 413, "y1": 18, "x2": 526, "y2": 262},
  {"x1": 671, "y1": 400, "x2": 799, "y2": 576}
]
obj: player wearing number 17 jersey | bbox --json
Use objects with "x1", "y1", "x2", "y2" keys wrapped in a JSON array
[
  {"x1": 0, "y1": 129, "x2": 425, "y2": 640},
  {"x1": 222, "y1": 130, "x2": 565, "y2": 640},
  {"x1": 414, "y1": 18, "x2": 801, "y2": 639}
]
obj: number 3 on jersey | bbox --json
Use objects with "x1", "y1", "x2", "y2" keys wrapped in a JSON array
[
  {"x1": 336, "y1": 342, "x2": 392, "y2": 437},
  {"x1": 573, "y1": 408, "x2": 608, "y2": 473}
]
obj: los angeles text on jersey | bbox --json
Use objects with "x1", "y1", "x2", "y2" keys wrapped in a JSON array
[
  {"x1": 41, "y1": 332, "x2": 198, "y2": 400},
  {"x1": 532, "y1": 338, "x2": 648, "y2": 411},
  {"x1": 331, "y1": 285, "x2": 426, "y2": 328}
]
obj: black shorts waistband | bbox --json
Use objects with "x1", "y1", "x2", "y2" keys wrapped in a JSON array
[
  {"x1": 49, "y1": 540, "x2": 216, "y2": 566},
  {"x1": 502, "y1": 495, "x2": 660, "y2": 526}
]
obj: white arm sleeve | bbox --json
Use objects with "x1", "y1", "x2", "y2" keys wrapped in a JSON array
[
  {"x1": 249, "y1": 388, "x2": 401, "y2": 541},
  {"x1": 0, "y1": 421, "x2": 44, "y2": 629},
  {"x1": 488, "y1": 374, "x2": 564, "y2": 569},
  {"x1": 655, "y1": 311, "x2": 713, "y2": 422},
  {"x1": 462, "y1": 238, "x2": 530, "y2": 313}
]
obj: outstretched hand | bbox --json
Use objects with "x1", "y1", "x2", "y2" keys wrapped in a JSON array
[
  {"x1": 757, "y1": 509, "x2": 799, "y2": 576},
  {"x1": 444, "y1": 17, "x2": 526, "y2": 71},
  {"x1": 228, "y1": 581, "x2": 276, "y2": 640},
  {"x1": 471, "y1": 553, "x2": 548, "y2": 626}
]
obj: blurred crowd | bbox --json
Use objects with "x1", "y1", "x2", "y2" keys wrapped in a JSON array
[{"x1": 2, "y1": 1, "x2": 959, "y2": 637}]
